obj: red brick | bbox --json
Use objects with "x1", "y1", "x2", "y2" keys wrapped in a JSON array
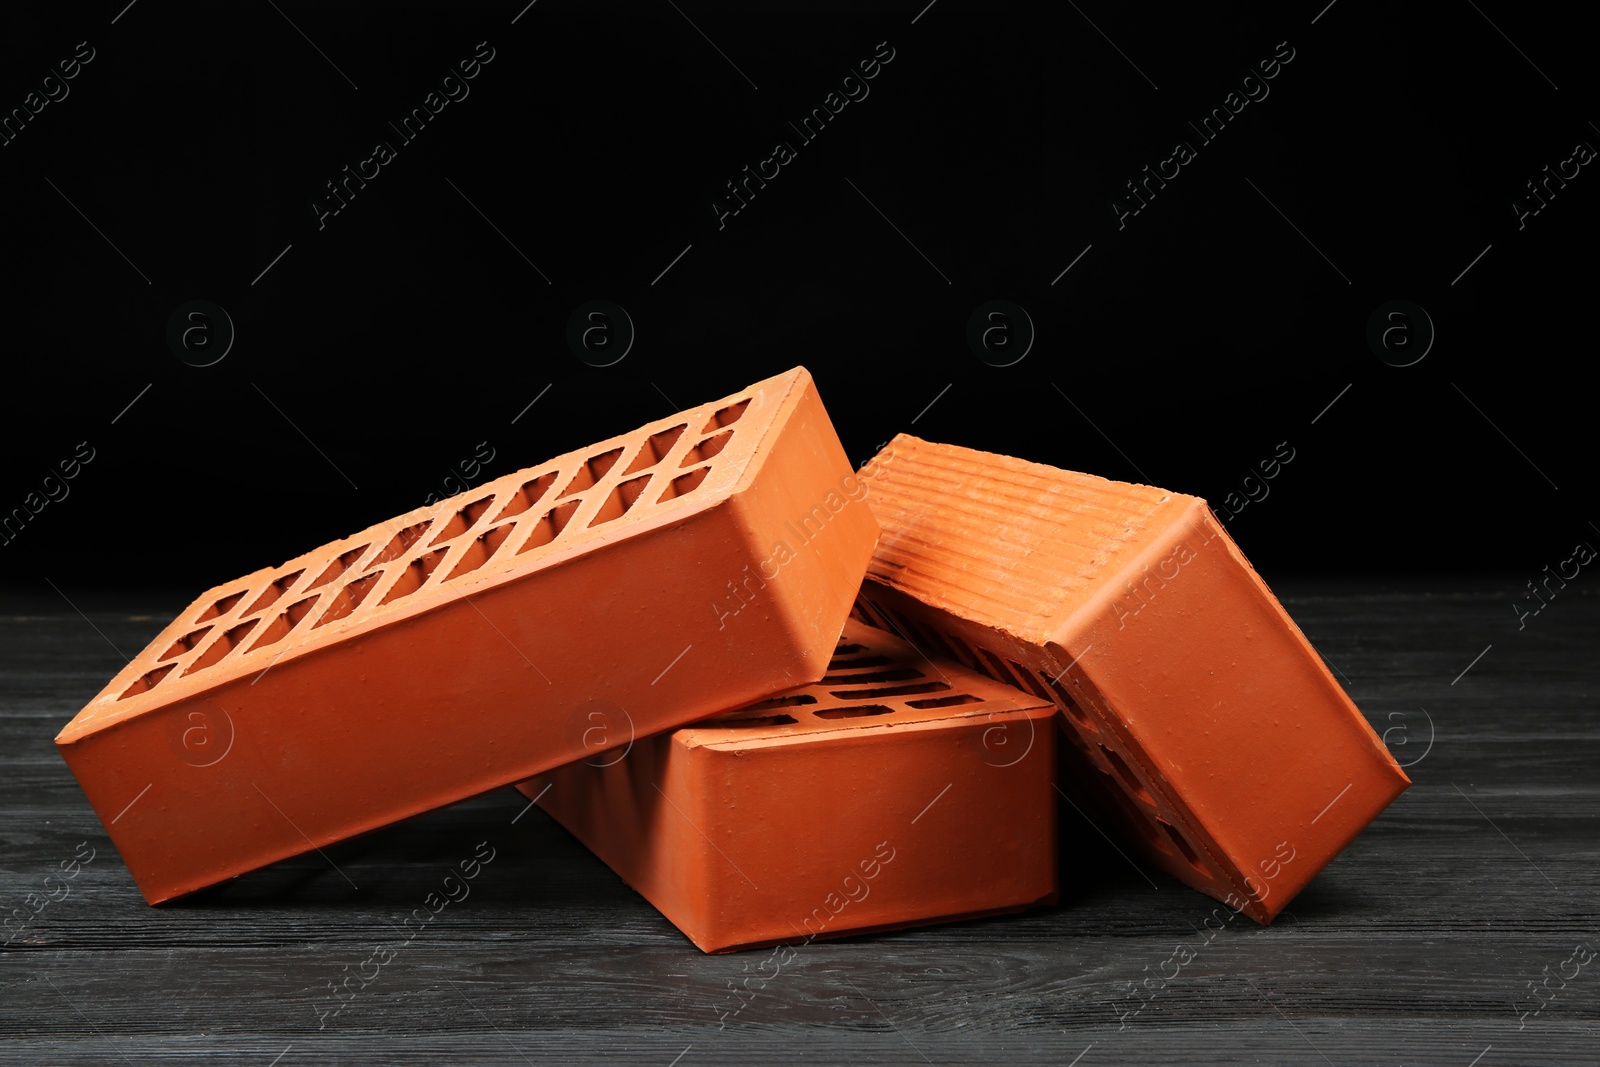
[
  {"x1": 520, "y1": 619, "x2": 1057, "y2": 953},
  {"x1": 55, "y1": 368, "x2": 878, "y2": 904},
  {"x1": 852, "y1": 434, "x2": 1408, "y2": 923}
]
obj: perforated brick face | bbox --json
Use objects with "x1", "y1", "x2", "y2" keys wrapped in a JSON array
[
  {"x1": 110, "y1": 394, "x2": 758, "y2": 705},
  {"x1": 852, "y1": 434, "x2": 1410, "y2": 924},
  {"x1": 56, "y1": 368, "x2": 879, "y2": 905},
  {"x1": 524, "y1": 620, "x2": 1058, "y2": 954}
]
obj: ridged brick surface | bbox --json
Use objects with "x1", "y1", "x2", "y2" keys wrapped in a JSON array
[
  {"x1": 852, "y1": 434, "x2": 1409, "y2": 923},
  {"x1": 56, "y1": 368, "x2": 878, "y2": 904}
]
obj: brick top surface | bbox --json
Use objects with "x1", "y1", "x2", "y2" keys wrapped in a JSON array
[
  {"x1": 675, "y1": 619, "x2": 1054, "y2": 750},
  {"x1": 866, "y1": 434, "x2": 1194, "y2": 640},
  {"x1": 60, "y1": 368, "x2": 814, "y2": 743}
]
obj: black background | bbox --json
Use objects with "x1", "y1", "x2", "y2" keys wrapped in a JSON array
[{"x1": 1, "y1": 0, "x2": 1594, "y2": 595}]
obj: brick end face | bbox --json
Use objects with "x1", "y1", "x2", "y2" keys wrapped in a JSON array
[{"x1": 854, "y1": 437, "x2": 1409, "y2": 924}]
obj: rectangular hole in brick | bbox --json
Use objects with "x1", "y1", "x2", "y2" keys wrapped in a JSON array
[
  {"x1": 371, "y1": 521, "x2": 433, "y2": 566},
  {"x1": 183, "y1": 619, "x2": 261, "y2": 675},
  {"x1": 520, "y1": 499, "x2": 582, "y2": 554},
  {"x1": 1100, "y1": 744, "x2": 1154, "y2": 804},
  {"x1": 195, "y1": 590, "x2": 246, "y2": 624},
  {"x1": 891, "y1": 612, "x2": 967, "y2": 666},
  {"x1": 820, "y1": 667, "x2": 925, "y2": 685},
  {"x1": 429, "y1": 496, "x2": 497, "y2": 546},
  {"x1": 246, "y1": 596, "x2": 320, "y2": 652},
  {"x1": 825, "y1": 654, "x2": 894, "y2": 671},
  {"x1": 306, "y1": 545, "x2": 370, "y2": 592},
  {"x1": 972, "y1": 646, "x2": 1014, "y2": 685},
  {"x1": 381, "y1": 550, "x2": 450, "y2": 605},
  {"x1": 690, "y1": 713, "x2": 798, "y2": 729},
  {"x1": 588, "y1": 474, "x2": 653, "y2": 528},
  {"x1": 1159, "y1": 819, "x2": 1209, "y2": 875},
  {"x1": 1041, "y1": 671, "x2": 1097, "y2": 731},
  {"x1": 834, "y1": 642, "x2": 867, "y2": 655},
  {"x1": 118, "y1": 663, "x2": 177, "y2": 701},
  {"x1": 495, "y1": 472, "x2": 559, "y2": 522},
  {"x1": 1095, "y1": 769, "x2": 1166, "y2": 852},
  {"x1": 701, "y1": 398, "x2": 749, "y2": 432},
  {"x1": 313, "y1": 573, "x2": 383, "y2": 628},
  {"x1": 852, "y1": 597, "x2": 895, "y2": 633},
  {"x1": 906, "y1": 693, "x2": 983, "y2": 709},
  {"x1": 829, "y1": 681, "x2": 950, "y2": 700},
  {"x1": 447, "y1": 524, "x2": 515, "y2": 581},
  {"x1": 1056, "y1": 717, "x2": 1093, "y2": 753},
  {"x1": 679, "y1": 429, "x2": 733, "y2": 467},
  {"x1": 813, "y1": 704, "x2": 895, "y2": 720},
  {"x1": 914, "y1": 624, "x2": 965, "y2": 664},
  {"x1": 743, "y1": 694, "x2": 819, "y2": 711},
  {"x1": 657, "y1": 465, "x2": 710, "y2": 503},
  {"x1": 159, "y1": 626, "x2": 212, "y2": 662},
  {"x1": 848, "y1": 600, "x2": 880, "y2": 627},
  {"x1": 245, "y1": 570, "x2": 304, "y2": 616},
  {"x1": 623, "y1": 424, "x2": 688, "y2": 475},
  {"x1": 558, "y1": 447, "x2": 625, "y2": 498},
  {"x1": 1003, "y1": 659, "x2": 1054, "y2": 701}
]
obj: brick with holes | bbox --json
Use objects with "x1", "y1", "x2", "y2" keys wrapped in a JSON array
[
  {"x1": 54, "y1": 368, "x2": 879, "y2": 905},
  {"x1": 518, "y1": 619, "x2": 1057, "y2": 953},
  {"x1": 852, "y1": 434, "x2": 1409, "y2": 924}
]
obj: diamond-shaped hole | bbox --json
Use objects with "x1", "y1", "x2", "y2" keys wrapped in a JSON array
[
  {"x1": 195, "y1": 590, "x2": 245, "y2": 624},
  {"x1": 428, "y1": 496, "x2": 496, "y2": 546},
  {"x1": 183, "y1": 619, "x2": 261, "y2": 675},
  {"x1": 588, "y1": 474, "x2": 653, "y2": 528},
  {"x1": 623, "y1": 424, "x2": 688, "y2": 475},
  {"x1": 520, "y1": 499, "x2": 582, "y2": 554},
  {"x1": 159, "y1": 626, "x2": 213, "y2": 662},
  {"x1": 313, "y1": 573, "x2": 383, "y2": 628},
  {"x1": 558, "y1": 447, "x2": 624, "y2": 498},
  {"x1": 244, "y1": 570, "x2": 305, "y2": 616},
  {"x1": 679, "y1": 429, "x2": 733, "y2": 467},
  {"x1": 119, "y1": 663, "x2": 177, "y2": 700},
  {"x1": 371, "y1": 521, "x2": 433, "y2": 566},
  {"x1": 1160, "y1": 819, "x2": 1209, "y2": 875},
  {"x1": 246, "y1": 596, "x2": 320, "y2": 652},
  {"x1": 306, "y1": 545, "x2": 370, "y2": 592},
  {"x1": 381, "y1": 550, "x2": 450, "y2": 605},
  {"x1": 658, "y1": 465, "x2": 710, "y2": 503},
  {"x1": 906, "y1": 693, "x2": 982, "y2": 709},
  {"x1": 813, "y1": 704, "x2": 896, "y2": 720},
  {"x1": 447, "y1": 524, "x2": 515, "y2": 581},
  {"x1": 495, "y1": 472, "x2": 559, "y2": 522},
  {"x1": 678, "y1": 431, "x2": 732, "y2": 470},
  {"x1": 701, "y1": 398, "x2": 749, "y2": 433}
]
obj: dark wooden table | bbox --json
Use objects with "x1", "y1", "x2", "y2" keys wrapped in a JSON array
[{"x1": 3, "y1": 580, "x2": 1595, "y2": 1065}]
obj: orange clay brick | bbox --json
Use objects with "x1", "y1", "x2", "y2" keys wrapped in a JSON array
[
  {"x1": 55, "y1": 368, "x2": 878, "y2": 905},
  {"x1": 519, "y1": 619, "x2": 1057, "y2": 953},
  {"x1": 851, "y1": 434, "x2": 1409, "y2": 924}
]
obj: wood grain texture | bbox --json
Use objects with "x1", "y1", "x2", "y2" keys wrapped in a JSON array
[{"x1": 1, "y1": 580, "x2": 1596, "y2": 1065}]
